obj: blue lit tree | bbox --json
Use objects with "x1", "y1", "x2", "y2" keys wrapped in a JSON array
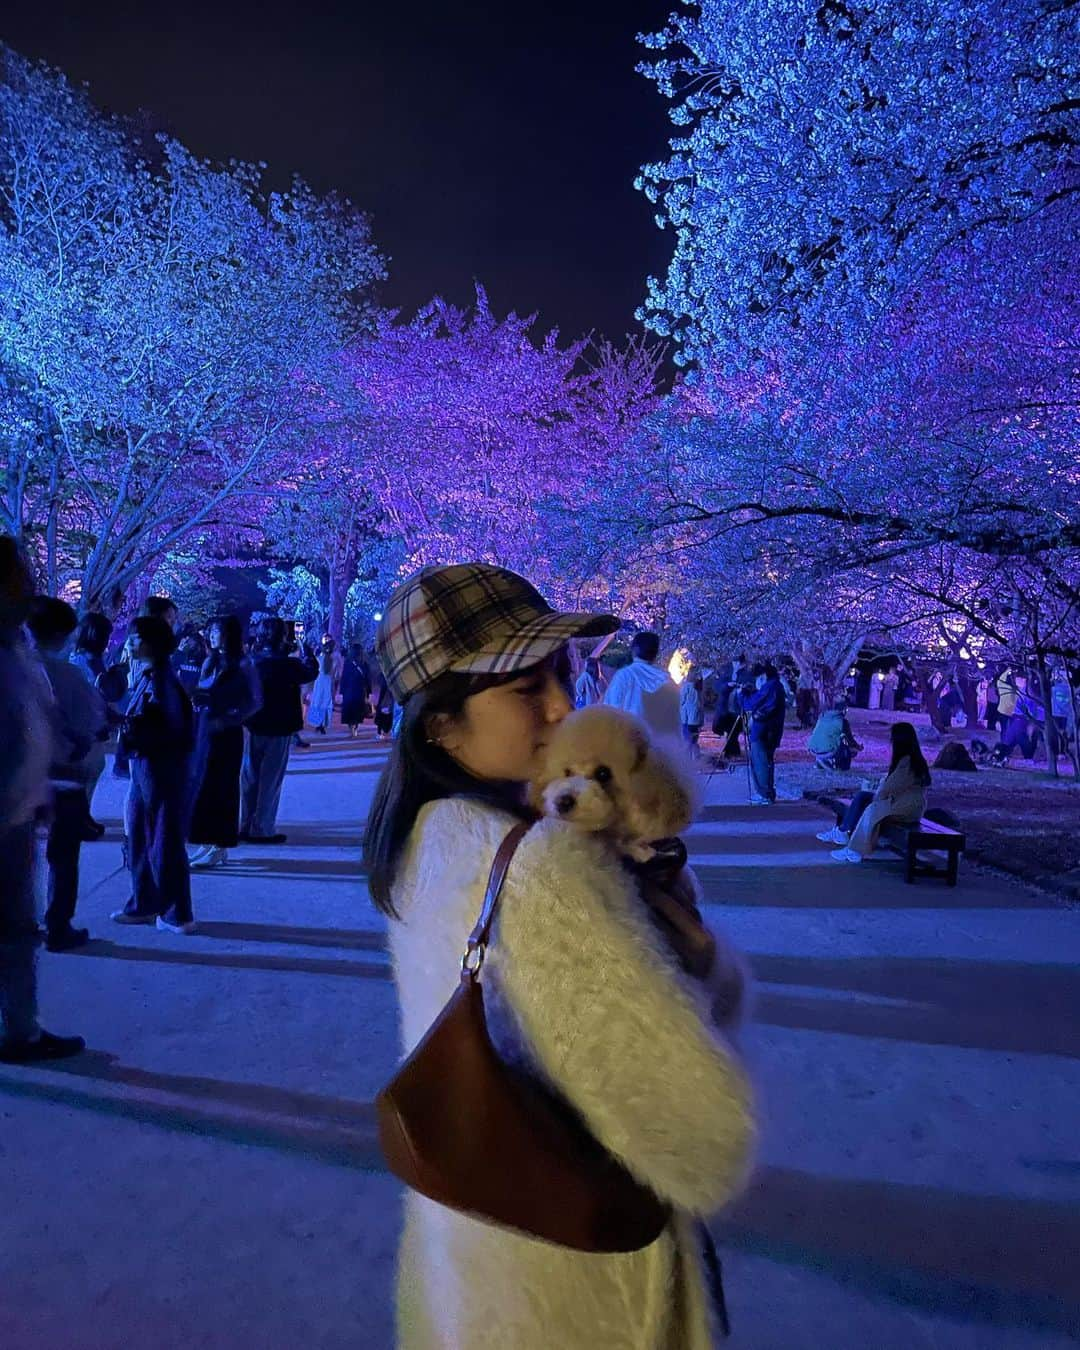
[
  {"x1": 636, "y1": 0, "x2": 1078, "y2": 366},
  {"x1": 0, "y1": 47, "x2": 384, "y2": 610}
]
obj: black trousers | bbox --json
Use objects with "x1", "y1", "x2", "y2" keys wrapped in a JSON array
[
  {"x1": 122, "y1": 757, "x2": 192, "y2": 924},
  {"x1": 45, "y1": 788, "x2": 87, "y2": 936}
]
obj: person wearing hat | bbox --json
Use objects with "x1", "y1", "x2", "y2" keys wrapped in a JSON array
[{"x1": 364, "y1": 563, "x2": 755, "y2": 1350}]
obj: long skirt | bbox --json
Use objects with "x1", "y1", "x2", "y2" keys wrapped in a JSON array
[
  {"x1": 340, "y1": 690, "x2": 369, "y2": 725},
  {"x1": 307, "y1": 674, "x2": 335, "y2": 729},
  {"x1": 189, "y1": 723, "x2": 243, "y2": 848}
]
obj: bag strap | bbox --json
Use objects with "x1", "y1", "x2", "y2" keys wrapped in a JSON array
[{"x1": 461, "y1": 820, "x2": 531, "y2": 982}]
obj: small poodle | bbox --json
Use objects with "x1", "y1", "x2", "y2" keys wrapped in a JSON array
[
  {"x1": 530, "y1": 706, "x2": 696, "y2": 863},
  {"x1": 531, "y1": 706, "x2": 747, "y2": 1025}
]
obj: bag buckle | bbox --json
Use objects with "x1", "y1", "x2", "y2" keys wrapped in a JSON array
[{"x1": 461, "y1": 942, "x2": 486, "y2": 977}]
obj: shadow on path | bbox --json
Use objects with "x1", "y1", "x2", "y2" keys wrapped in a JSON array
[
  {"x1": 286, "y1": 765, "x2": 383, "y2": 776},
  {"x1": 193, "y1": 920, "x2": 387, "y2": 951},
  {"x1": 725, "y1": 1164, "x2": 1080, "y2": 1337},
  {"x1": 750, "y1": 955, "x2": 1080, "y2": 1056},
  {"x1": 72, "y1": 939, "x2": 392, "y2": 980},
  {"x1": 0, "y1": 1058, "x2": 384, "y2": 1172}
]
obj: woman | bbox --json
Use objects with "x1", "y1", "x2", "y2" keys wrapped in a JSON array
[
  {"x1": 371, "y1": 670, "x2": 395, "y2": 739},
  {"x1": 339, "y1": 643, "x2": 371, "y2": 736},
  {"x1": 817, "y1": 721, "x2": 931, "y2": 863},
  {"x1": 573, "y1": 656, "x2": 604, "y2": 709},
  {"x1": 882, "y1": 667, "x2": 899, "y2": 712},
  {"x1": 111, "y1": 616, "x2": 196, "y2": 933},
  {"x1": 680, "y1": 673, "x2": 705, "y2": 757},
  {"x1": 68, "y1": 612, "x2": 115, "y2": 835},
  {"x1": 364, "y1": 562, "x2": 755, "y2": 1350},
  {"x1": 306, "y1": 638, "x2": 337, "y2": 734},
  {"x1": 188, "y1": 616, "x2": 261, "y2": 868}
]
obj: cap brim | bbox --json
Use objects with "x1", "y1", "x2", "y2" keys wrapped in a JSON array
[{"x1": 448, "y1": 610, "x2": 620, "y2": 679}]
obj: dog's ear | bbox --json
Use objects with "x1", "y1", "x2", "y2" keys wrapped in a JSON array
[{"x1": 629, "y1": 745, "x2": 695, "y2": 838}]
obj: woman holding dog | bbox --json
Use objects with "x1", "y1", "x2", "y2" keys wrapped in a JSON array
[{"x1": 364, "y1": 562, "x2": 755, "y2": 1350}]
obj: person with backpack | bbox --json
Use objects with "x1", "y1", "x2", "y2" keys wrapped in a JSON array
[
  {"x1": 806, "y1": 702, "x2": 862, "y2": 770},
  {"x1": 110, "y1": 615, "x2": 196, "y2": 934},
  {"x1": 26, "y1": 598, "x2": 109, "y2": 951}
]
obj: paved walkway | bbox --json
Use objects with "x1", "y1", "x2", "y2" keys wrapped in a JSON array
[{"x1": 1, "y1": 733, "x2": 1077, "y2": 1349}]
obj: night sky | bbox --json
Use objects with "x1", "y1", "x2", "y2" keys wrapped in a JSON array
[{"x1": 4, "y1": 1, "x2": 676, "y2": 345}]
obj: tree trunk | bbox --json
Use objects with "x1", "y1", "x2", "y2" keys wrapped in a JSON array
[
  {"x1": 1036, "y1": 656, "x2": 1059, "y2": 779},
  {"x1": 327, "y1": 567, "x2": 346, "y2": 645}
]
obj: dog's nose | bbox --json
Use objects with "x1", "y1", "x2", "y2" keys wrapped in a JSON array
[{"x1": 555, "y1": 792, "x2": 576, "y2": 816}]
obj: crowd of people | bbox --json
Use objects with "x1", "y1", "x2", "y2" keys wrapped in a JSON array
[{"x1": 0, "y1": 533, "x2": 397, "y2": 1026}]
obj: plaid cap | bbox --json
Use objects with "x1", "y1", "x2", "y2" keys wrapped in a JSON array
[{"x1": 376, "y1": 563, "x2": 619, "y2": 704}]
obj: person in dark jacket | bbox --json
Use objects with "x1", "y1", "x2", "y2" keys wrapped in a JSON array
[
  {"x1": 339, "y1": 642, "x2": 371, "y2": 736},
  {"x1": 240, "y1": 618, "x2": 318, "y2": 842},
  {"x1": 188, "y1": 615, "x2": 261, "y2": 868},
  {"x1": 27, "y1": 598, "x2": 109, "y2": 950},
  {"x1": 0, "y1": 537, "x2": 85, "y2": 1063},
  {"x1": 736, "y1": 662, "x2": 786, "y2": 805},
  {"x1": 111, "y1": 616, "x2": 196, "y2": 934}
]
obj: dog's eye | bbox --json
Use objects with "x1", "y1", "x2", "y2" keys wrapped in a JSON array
[
  {"x1": 594, "y1": 765, "x2": 613, "y2": 785},
  {"x1": 563, "y1": 768, "x2": 572, "y2": 777}
]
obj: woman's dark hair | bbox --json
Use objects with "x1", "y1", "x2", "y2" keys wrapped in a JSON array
[
  {"x1": 142, "y1": 595, "x2": 177, "y2": 621},
  {"x1": 585, "y1": 657, "x2": 600, "y2": 679},
  {"x1": 363, "y1": 649, "x2": 571, "y2": 918},
  {"x1": 129, "y1": 614, "x2": 177, "y2": 662},
  {"x1": 27, "y1": 596, "x2": 78, "y2": 647},
  {"x1": 208, "y1": 614, "x2": 244, "y2": 664},
  {"x1": 889, "y1": 721, "x2": 931, "y2": 786},
  {"x1": 75, "y1": 612, "x2": 112, "y2": 657},
  {"x1": 257, "y1": 616, "x2": 286, "y2": 651}
]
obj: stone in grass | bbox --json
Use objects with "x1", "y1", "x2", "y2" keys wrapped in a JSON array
[{"x1": 933, "y1": 740, "x2": 978, "y2": 773}]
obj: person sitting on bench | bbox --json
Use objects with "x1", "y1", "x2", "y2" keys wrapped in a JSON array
[
  {"x1": 816, "y1": 722, "x2": 931, "y2": 863},
  {"x1": 807, "y1": 701, "x2": 862, "y2": 770}
]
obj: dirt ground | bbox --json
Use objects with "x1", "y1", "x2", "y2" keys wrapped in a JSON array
[{"x1": 700, "y1": 706, "x2": 1080, "y2": 901}]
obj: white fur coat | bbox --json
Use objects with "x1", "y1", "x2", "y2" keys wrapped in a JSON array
[{"x1": 388, "y1": 797, "x2": 756, "y2": 1349}]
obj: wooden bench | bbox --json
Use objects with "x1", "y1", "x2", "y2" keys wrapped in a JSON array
[{"x1": 815, "y1": 793, "x2": 965, "y2": 886}]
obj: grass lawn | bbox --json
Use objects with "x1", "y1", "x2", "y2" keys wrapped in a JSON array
[{"x1": 699, "y1": 706, "x2": 1080, "y2": 900}]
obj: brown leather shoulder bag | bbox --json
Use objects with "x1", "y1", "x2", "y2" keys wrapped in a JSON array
[{"x1": 376, "y1": 820, "x2": 670, "y2": 1252}]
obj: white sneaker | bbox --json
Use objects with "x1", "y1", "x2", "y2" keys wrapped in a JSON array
[
  {"x1": 156, "y1": 916, "x2": 197, "y2": 935},
  {"x1": 187, "y1": 845, "x2": 213, "y2": 865},
  {"x1": 190, "y1": 846, "x2": 226, "y2": 869},
  {"x1": 816, "y1": 827, "x2": 848, "y2": 845},
  {"x1": 829, "y1": 847, "x2": 862, "y2": 863}
]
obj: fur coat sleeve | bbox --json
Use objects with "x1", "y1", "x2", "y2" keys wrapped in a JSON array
[{"x1": 490, "y1": 814, "x2": 756, "y2": 1216}]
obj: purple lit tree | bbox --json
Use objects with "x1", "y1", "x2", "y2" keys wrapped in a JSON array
[{"x1": 613, "y1": 0, "x2": 1078, "y2": 748}]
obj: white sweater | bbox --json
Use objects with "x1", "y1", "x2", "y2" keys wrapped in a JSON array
[{"x1": 388, "y1": 797, "x2": 755, "y2": 1349}]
